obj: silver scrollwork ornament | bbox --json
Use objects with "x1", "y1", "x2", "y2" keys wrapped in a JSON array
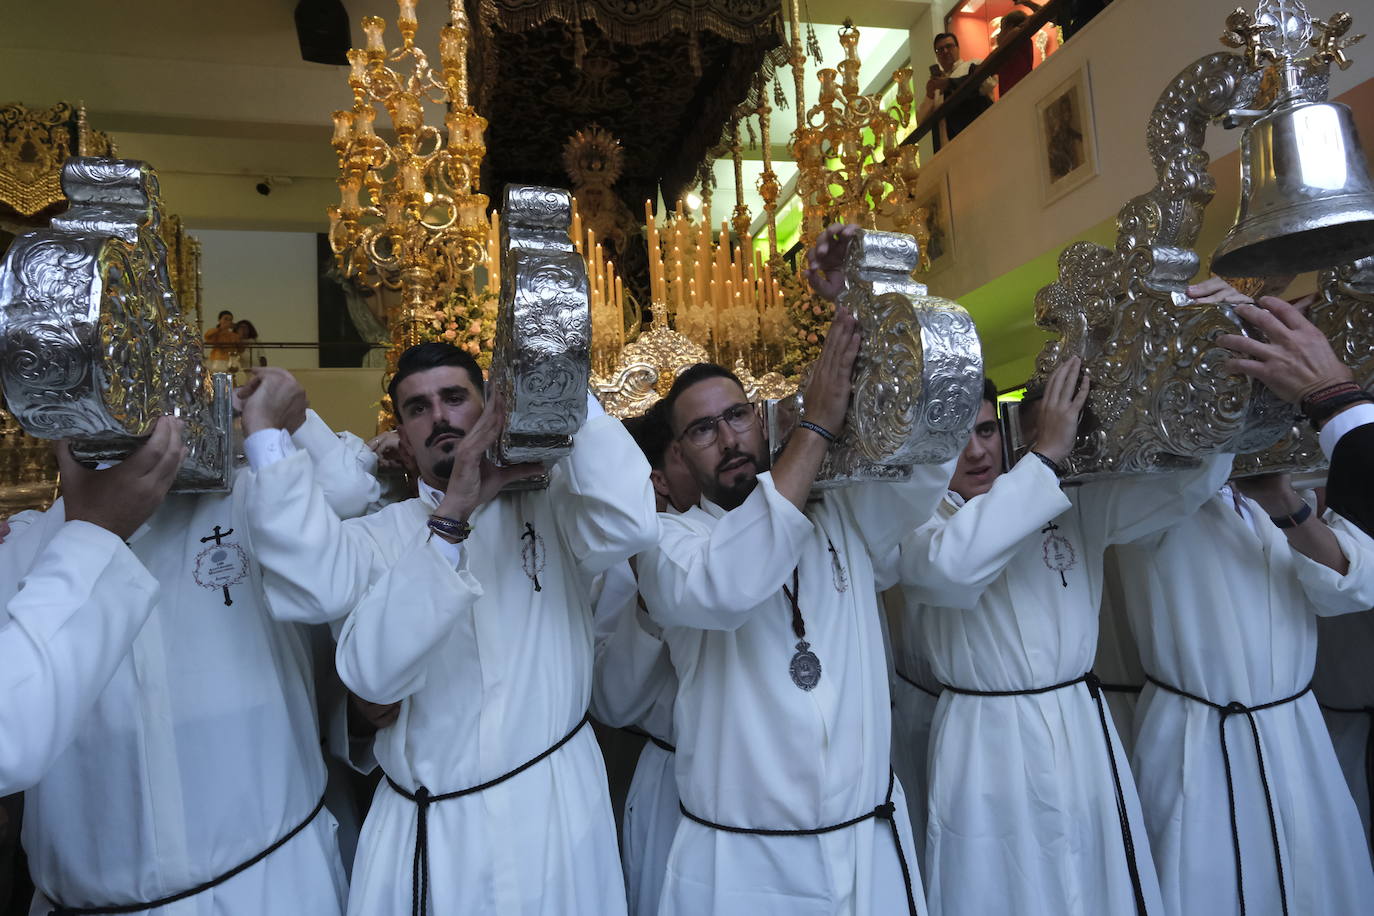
[
  {"x1": 767, "y1": 227, "x2": 983, "y2": 488},
  {"x1": 487, "y1": 185, "x2": 592, "y2": 476},
  {"x1": 1027, "y1": 2, "x2": 1374, "y2": 480},
  {"x1": 0, "y1": 157, "x2": 231, "y2": 491}
]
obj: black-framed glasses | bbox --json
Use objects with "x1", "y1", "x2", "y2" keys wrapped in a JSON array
[{"x1": 678, "y1": 402, "x2": 757, "y2": 449}]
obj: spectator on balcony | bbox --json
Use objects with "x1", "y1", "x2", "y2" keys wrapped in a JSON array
[
  {"x1": 204, "y1": 309, "x2": 240, "y2": 374},
  {"x1": 995, "y1": 9, "x2": 1036, "y2": 97},
  {"x1": 917, "y1": 32, "x2": 994, "y2": 153}
]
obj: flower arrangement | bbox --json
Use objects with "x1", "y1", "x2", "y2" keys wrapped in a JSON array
[
  {"x1": 774, "y1": 260, "x2": 831, "y2": 376},
  {"x1": 425, "y1": 287, "x2": 499, "y2": 367}
]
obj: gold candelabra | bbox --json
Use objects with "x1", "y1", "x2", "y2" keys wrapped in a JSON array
[
  {"x1": 790, "y1": 19, "x2": 919, "y2": 250},
  {"x1": 328, "y1": 0, "x2": 489, "y2": 361}
]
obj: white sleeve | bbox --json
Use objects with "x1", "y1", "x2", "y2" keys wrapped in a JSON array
[
  {"x1": 639, "y1": 473, "x2": 814, "y2": 631},
  {"x1": 833, "y1": 457, "x2": 957, "y2": 566},
  {"x1": 334, "y1": 526, "x2": 484, "y2": 704},
  {"x1": 1081, "y1": 452, "x2": 1236, "y2": 546},
  {"x1": 898, "y1": 455, "x2": 1071, "y2": 609},
  {"x1": 0, "y1": 522, "x2": 159, "y2": 793},
  {"x1": 591, "y1": 563, "x2": 675, "y2": 727},
  {"x1": 547, "y1": 412, "x2": 659, "y2": 578},
  {"x1": 1319, "y1": 402, "x2": 1374, "y2": 460},
  {"x1": 245, "y1": 427, "x2": 296, "y2": 469},
  {"x1": 291, "y1": 410, "x2": 383, "y2": 519},
  {"x1": 1296, "y1": 510, "x2": 1374, "y2": 616},
  {"x1": 244, "y1": 448, "x2": 388, "y2": 624}
]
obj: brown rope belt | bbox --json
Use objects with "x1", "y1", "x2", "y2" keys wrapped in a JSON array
[
  {"x1": 47, "y1": 793, "x2": 326, "y2": 915},
  {"x1": 941, "y1": 671, "x2": 1150, "y2": 916},
  {"x1": 384, "y1": 711, "x2": 590, "y2": 916},
  {"x1": 620, "y1": 724, "x2": 677, "y2": 755},
  {"x1": 678, "y1": 769, "x2": 920, "y2": 916},
  {"x1": 1146, "y1": 676, "x2": 1312, "y2": 916},
  {"x1": 894, "y1": 666, "x2": 942, "y2": 700}
]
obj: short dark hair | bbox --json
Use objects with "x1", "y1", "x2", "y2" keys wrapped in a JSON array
[
  {"x1": 661, "y1": 362, "x2": 745, "y2": 435},
  {"x1": 218, "y1": 310, "x2": 233, "y2": 319},
  {"x1": 983, "y1": 377, "x2": 999, "y2": 405},
  {"x1": 1002, "y1": 10, "x2": 1029, "y2": 30},
  {"x1": 934, "y1": 32, "x2": 958, "y2": 49},
  {"x1": 625, "y1": 402, "x2": 673, "y2": 470},
  {"x1": 388, "y1": 341, "x2": 485, "y2": 418}
]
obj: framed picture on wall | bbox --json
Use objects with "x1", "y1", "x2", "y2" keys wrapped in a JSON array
[
  {"x1": 914, "y1": 172, "x2": 954, "y2": 274},
  {"x1": 1035, "y1": 64, "x2": 1099, "y2": 204}
]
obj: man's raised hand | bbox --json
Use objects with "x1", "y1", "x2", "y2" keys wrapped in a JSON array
[
  {"x1": 434, "y1": 392, "x2": 543, "y2": 526},
  {"x1": 1032, "y1": 356, "x2": 1089, "y2": 465},
  {"x1": 238, "y1": 367, "x2": 308, "y2": 435},
  {"x1": 59, "y1": 416, "x2": 187, "y2": 540},
  {"x1": 803, "y1": 223, "x2": 861, "y2": 302},
  {"x1": 1218, "y1": 295, "x2": 1352, "y2": 404},
  {"x1": 801, "y1": 305, "x2": 862, "y2": 437}
]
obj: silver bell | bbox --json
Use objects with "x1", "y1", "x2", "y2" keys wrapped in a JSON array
[{"x1": 1212, "y1": 98, "x2": 1374, "y2": 277}]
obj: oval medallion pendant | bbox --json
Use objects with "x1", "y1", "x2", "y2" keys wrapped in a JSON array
[{"x1": 789, "y1": 640, "x2": 822, "y2": 691}]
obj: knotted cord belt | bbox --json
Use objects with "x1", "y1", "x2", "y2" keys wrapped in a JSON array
[
  {"x1": 678, "y1": 770, "x2": 919, "y2": 916},
  {"x1": 46, "y1": 794, "x2": 326, "y2": 915},
  {"x1": 941, "y1": 671, "x2": 1149, "y2": 916},
  {"x1": 894, "y1": 666, "x2": 942, "y2": 700},
  {"x1": 621, "y1": 724, "x2": 677, "y2": 754},
  {"x1": 1146, "y1": 676, "x2": 1312, "y2": 916},
  {"x1": 1317, "y1": 701, "x2": 1374, "y2": 852},
  {"x1": 385, "y1": 712, "x2": 589, "y2": 916},
  {"x1": 1099, "y1": 681, "x2": 1144, "y2": 695}
]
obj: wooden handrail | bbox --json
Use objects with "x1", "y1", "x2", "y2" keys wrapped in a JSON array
[{"x1": 905, "y1": 0, "x2": 1070, "y2": 147}]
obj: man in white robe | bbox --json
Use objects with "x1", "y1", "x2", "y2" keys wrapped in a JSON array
[
  {"x1": 242, "y1": 342, "x2": 658, "y2": 916},
  {"x1": 0, "y1": 418, "x2": 182, "y2": 794},
  {"x1": 1109, "y1": 472, "x2": 1374, "y2": 916},
  {"x1": 637, "y1": 243, "x2": 951, "y2": 915},
  {"x1": 591, "y1": 406, "x2": 698, "y2": 916},
  {"x1": 898, "y1": 358, "x2": 1232, "y2": 916},
  {"x1": 1, "y1": 369, "x2": 377, "y2": 916},
  {"x1": 885, "y1": 377, "x2": 1008, "y2": 868}
]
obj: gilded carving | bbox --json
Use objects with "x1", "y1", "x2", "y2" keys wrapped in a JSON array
[
  {"x1": 0, "y1": 102, "x2": 114, "y2": 220},
  {"x1": 0, "y1": 157, "x2": 231, "y2": 491}
]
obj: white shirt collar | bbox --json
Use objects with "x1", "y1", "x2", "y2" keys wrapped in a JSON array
[{"x1": 418, "y1": 477, "x2": 444, "y2": 510}]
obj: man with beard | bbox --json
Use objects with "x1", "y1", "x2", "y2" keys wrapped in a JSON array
[
  {"x1": 242, "y1": 342, "x2": 658, "y2": 916},
  {"x1": 592, "y1": 403, "x2": 698, "y2": 916},
  {"x1": 635, "y1": 226, "x2": 954, "y2": 916}
]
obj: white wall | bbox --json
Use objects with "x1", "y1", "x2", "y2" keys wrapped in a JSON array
[
  {"x1": 197, "y1": 229, "x2": 319, "y2": 370},
  {"x1": 918, "y1": 0, "x2": 1374, "y2": 301}
]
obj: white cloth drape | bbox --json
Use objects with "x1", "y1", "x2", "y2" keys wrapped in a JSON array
[{"x1": 1112, "y1": 491, "x2": 1374, "y2": 916}]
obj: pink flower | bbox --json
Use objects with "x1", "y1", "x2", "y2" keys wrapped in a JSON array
[{"x1": 444, "y1": 329, "x2": 457, "y2": 340}]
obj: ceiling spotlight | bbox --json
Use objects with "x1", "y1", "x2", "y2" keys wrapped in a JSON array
[
  {"x1": 685, "y1": 191, "x2": 703, "y2": 210},
  {"x1": 255, "y1": 176, "x2": 294, "y2": 197}
]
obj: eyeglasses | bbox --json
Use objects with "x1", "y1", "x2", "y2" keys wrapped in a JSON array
[{"x1": 678, "y1": 402, "x2": 757, "y2": 449}]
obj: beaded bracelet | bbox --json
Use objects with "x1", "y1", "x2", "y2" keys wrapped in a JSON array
[
  {"x1": 1030, "y1": 450, "x2": 1066, "y2": 478},
  {"x1": 427, "y1": 514, "x2": 472, "y2": 543},
  {"x1": 797, "y1": 419, "x2": 837, "y2": 443}
]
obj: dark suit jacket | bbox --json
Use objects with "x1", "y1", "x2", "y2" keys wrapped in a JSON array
[{"x1": 1326, "y1": 421, "x2": 1374, "y2": 537}]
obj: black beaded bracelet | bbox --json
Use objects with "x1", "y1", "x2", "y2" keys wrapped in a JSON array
[
  {"x1": 1030, "y1": 450, "x2": 1066, "y2": 478},
  {"x1": 427, "y1": 514, "x2": 472, "y2": 542},
  {"x1": 1270, "y1": 502, "x2": 1313, "y2": 529},
  {"x1": 797, "y1": 419, "x2": 837, "y2": 443}
]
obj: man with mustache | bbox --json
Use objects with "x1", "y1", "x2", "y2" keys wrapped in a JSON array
[
  {"x1": 634, "y1": 226, "x2": 953, "y2": 916},
  {"x1": 242, "y1": 341, "x2": 657, "y2": 916}
]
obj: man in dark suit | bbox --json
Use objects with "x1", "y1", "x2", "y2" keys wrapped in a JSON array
[{"x1": 1219, "y1": 294, "x2": 1374, "y2": 534}]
